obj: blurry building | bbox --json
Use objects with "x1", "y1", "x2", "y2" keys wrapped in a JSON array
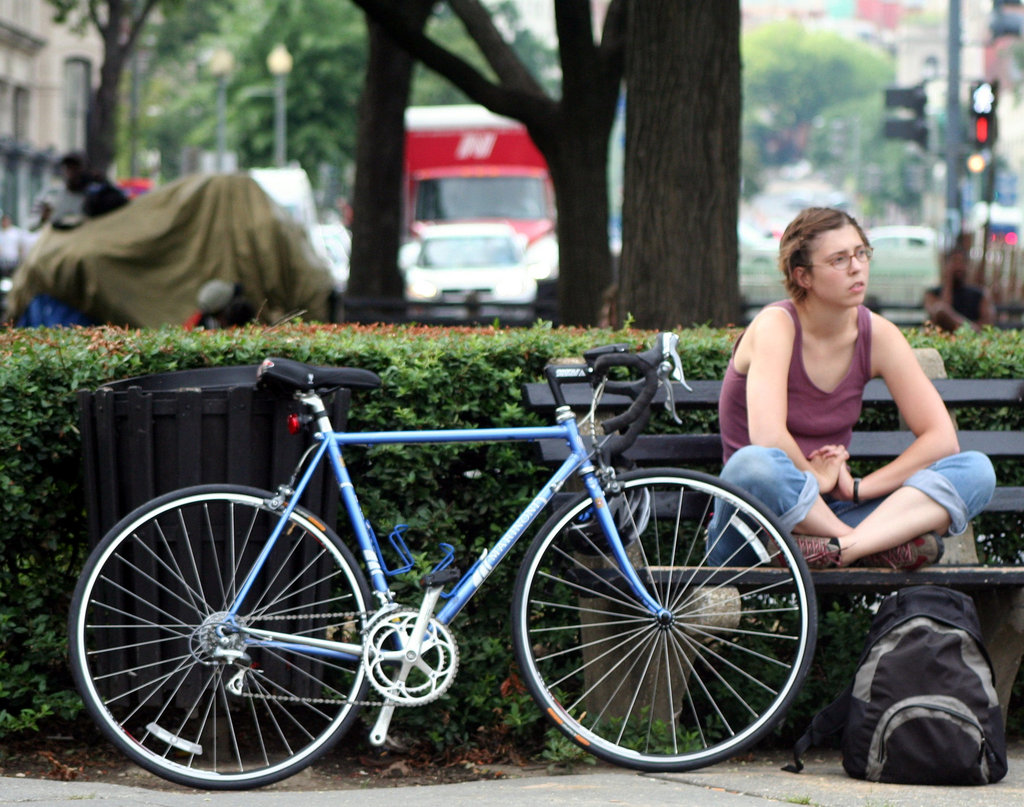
[{"x1": 0, "y1": 1, "x2": 102, "y2": 226}]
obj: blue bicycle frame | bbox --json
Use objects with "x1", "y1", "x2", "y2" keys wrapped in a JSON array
[{"x1": 228, "y1": 404, "x2": 669, "y2": 654}]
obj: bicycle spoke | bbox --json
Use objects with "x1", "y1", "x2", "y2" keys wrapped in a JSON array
[
  {"x1": 69, "y1": 487, "x2": 371, "y2": 789},
  {"x1": 513, "y1": 469, "x2": 816, "y2": 772}
]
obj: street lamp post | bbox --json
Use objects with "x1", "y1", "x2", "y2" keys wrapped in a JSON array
[
  {"x1": 209, "y1": 48, "x2": 234, "y2": 172},
  {"x1": 267, "y1": 44, "x2": 293, "y2": 167},
  {"x1": 945, "y1": 0, "x2": 962, "y2": 247}
]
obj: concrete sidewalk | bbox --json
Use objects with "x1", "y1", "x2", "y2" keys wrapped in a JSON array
[{"x1": 3, "y1": 745, "x2": 1024, "y2": 807}]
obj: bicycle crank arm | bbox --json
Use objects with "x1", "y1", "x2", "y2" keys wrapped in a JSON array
[
  {"x1": 369, "y1": 702, "x2": 397, "y2": 747},
  {"x1": 367, "y1": 586, "x2": 447, "y2": 747}
]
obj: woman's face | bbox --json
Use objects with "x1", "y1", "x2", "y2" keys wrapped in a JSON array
[{"x1": 797, "y1": 224, "x2": 869, "y2": 305}]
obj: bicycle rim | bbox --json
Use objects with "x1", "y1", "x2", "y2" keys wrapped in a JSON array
[
  {"x1": 511, "y1": 468, "x2": 816, "y2": 771},
  {"x1": 69, "y1": 485, "x2": 372, "y2": 789}
]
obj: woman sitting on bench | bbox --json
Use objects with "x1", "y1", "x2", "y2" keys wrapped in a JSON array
[{"x1": 709, "y1": 208, "x2": 995, "y2": 570}]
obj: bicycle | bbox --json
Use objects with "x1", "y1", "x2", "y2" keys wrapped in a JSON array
[{"x1": 68, "y1": 333, "x2": 817, "y2": 789}]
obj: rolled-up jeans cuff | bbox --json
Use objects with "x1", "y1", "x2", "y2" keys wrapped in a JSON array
[
  {"x1": 903, "y1": 468, "x2": 970, "y2": 535},
  {"x1": 777, "y1": 471, "x2": 820, "y2": 534}
]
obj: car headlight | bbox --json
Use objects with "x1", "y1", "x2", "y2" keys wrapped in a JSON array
[
  {"x1": 495, "y1": 275, "x2": 535, "y2": 299},
  {"x1": 407, "y1": 277, "x2": 439, "y2": 300},
  {"x1": 525, "y1": 237, "x2": 559, "y2": 281}
]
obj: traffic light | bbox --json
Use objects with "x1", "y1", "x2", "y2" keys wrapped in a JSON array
[
  {"x1": 884, "y1": 84, "x2": 928, "y2": 148},
  {"x1": 992, "y1": 1, "x2": 1024, "y2": 39},
  {"x1": 971, "y1": 80, "x2": 998, "y2": 147}
]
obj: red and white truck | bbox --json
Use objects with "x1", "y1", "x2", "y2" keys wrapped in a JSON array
[{"x1": 403, "y1": 104, "x2": 557, "y2": 251}]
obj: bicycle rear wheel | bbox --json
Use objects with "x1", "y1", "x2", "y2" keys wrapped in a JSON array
[
  {"x1": 511, "y1": 468, "x2": 816, "y2": 772},
  {"x1": 69, "y1": 484, "x2": 372, "y2": 790}
]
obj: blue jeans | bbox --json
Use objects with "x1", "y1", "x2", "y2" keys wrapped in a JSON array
[{"x1": 706, "y1": 445, "x2": 996, "y2": 565}]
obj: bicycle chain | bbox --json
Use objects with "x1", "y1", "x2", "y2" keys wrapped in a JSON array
[{"x1": 230, "y1": 609, "x2": 420, "y2": 708}]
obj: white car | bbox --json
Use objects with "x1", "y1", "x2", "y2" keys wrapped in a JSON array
[
  {"x1": 402, "y1": 223, "x2": 537, "y2": 320},
  {"x1": 866, "y1": 225, "x2": 941, "y2": 308}
]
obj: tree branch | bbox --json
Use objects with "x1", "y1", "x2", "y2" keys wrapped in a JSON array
[
  {"x1": 597, "y1": 0, "x2": 627, "y2": 63},
  {"x1": 447, "y1": 0, "x2": 544, "y2": 96},
  {"x1": 88, "y1": 0, "x2": 109, "y2": 36},
  {"x1": 555, "y1": 0, "x2": 619, "y2": 104},
  {"x1": 123, "y1": 0, "x2": 161, "y2": 51},
  {"x1": 349, "y1": 0, "x2": 553, "y2": 122}
]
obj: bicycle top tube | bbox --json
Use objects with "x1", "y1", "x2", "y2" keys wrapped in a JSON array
[{"x1": 328, "y1": 422, "x2": 579, "y2": 447}]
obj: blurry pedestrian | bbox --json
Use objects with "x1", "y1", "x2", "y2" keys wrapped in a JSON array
[
  {"x1": 923, "y1": 246, "x2": 994, "y2": 333},
  {"x1": 0, "y1": 213, "x2": 28, "y2": 274},
  {"x1": 48, "y1": 151, "x2": 128, "y2": 228},
  {"x1": 48, "y1": 151, "x2": 93, "y2": 228}
]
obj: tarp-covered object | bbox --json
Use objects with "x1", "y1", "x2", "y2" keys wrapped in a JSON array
[{"x1": 7, "y1": 173, "x2": 333, "y2": 327}]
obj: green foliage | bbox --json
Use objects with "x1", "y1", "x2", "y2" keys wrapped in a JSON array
[
  {"x1": 231, "y1": 0, "x2": 368, "y2": 179},
  {"x1": 1, "y1": 323, "x2": 1023, "y2": 758},
  {"x1": 741, "y1": 20, "x2": 900, "y2": 210},
  {"x1": 131, "y1": 0, "x2": 367, "y2": 189},
  {"x1": 743, "y1": 21, "x2": 893, "y2": 137},
  {"x1": 539, "y1": 728, "x2": 596, "y2": 770}
]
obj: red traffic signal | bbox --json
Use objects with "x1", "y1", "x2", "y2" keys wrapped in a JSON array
[
  {"x1": 976, "y1": 116, "x2": 990, "y2": 145},
  {"x1": 971, "y1": 81, "x2": 998, "y2": 147}
]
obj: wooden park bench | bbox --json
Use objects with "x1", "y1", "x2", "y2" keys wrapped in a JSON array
[{"x1": 523, "y1": 348, "x2": 1024, "y2": 719}]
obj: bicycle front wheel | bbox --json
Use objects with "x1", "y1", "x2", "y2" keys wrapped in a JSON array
[
  {"x1": 69, "y1": 485, "x2": 373, "y2": 790},
  {"x1": 511, "y1": 468, "x2": 816, "y2": 772}
]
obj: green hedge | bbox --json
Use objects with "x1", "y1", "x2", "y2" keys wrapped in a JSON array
[{"x1": 1, "y1": 322, "x2": 1022, "y2": 757}]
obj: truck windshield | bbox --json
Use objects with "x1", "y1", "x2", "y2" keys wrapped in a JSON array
[
  {"x1": 416, "y1": 177, "x2": 547, "y2": 221},
  {"x1": 421, "y1": 236, "x2": 520, "y2": 268}
]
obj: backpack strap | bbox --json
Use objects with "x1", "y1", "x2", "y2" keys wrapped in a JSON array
[{"x1": 782, "y1": 684, "x2": 853, "y2": 773}]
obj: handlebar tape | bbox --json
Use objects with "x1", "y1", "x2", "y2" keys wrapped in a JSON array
[{"x1": 591, "y1": 351, "x2": 659, "y2": 437}]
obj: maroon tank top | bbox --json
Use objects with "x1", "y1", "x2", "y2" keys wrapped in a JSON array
[{"x1": 718, "y1": 300, "x2": 873, "y2": 462}]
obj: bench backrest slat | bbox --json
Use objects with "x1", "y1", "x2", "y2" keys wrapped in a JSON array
[
  {"x1": 522, "y1": 378, "x2": 1024, "y2": 414},
  {"x1": 542, "y1": 430, "x2": 1024, "y2": 464}
]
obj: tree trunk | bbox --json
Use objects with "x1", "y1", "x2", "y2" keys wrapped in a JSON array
[
  {"x1": 347, "y1": 15, "x2": 429, "y2": 308},
  {"x1": 619, "y1": 0, "x2": 742, "y2": 329},
  {"x1": 532, "y1": 108, "x2": 615, "y2": 326},
  {"x1": 87, "y1": 26, "x2": 127, "y2": 174}
]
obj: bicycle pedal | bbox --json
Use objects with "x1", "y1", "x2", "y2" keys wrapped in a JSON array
[{"x1": 421, "y1": 566, "x2": 461, "y2": 587}]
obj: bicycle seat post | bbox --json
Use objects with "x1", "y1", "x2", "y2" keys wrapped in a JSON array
[{"x1": 297, "y1": 391, "x2": 334, "y2": 433}]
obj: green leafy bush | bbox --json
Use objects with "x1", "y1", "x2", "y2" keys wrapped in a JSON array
[{"x1": 1, "y1": 322, "x2": 1022, "y2": 754}]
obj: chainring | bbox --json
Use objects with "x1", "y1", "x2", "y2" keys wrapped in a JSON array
[{"x1": 362, "y1": 608, "x2": 459, "y2": 706}]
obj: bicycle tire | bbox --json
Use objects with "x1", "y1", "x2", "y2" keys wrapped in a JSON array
[
  {"x1": 69, "y1": 484, "x2": 373, "y2": 790},
  {"x1": 511, "y1": 468, "x2": 817, "y2": 772}
]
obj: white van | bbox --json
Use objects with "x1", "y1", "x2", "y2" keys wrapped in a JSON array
[
  {"x1": 249, "y1": 167, "x2": 318, "y2": 231},
  {"x1": 249, "y1": 167, "x2": 333, "y2": 272}
]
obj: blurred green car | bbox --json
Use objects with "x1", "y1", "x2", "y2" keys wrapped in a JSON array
[{"x1": 865, "y1": 225, "x2": 940, "y2": 308}]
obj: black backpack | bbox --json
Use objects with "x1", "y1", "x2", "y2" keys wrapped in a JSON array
[
  {"x1": 785, "y1": 585, "x2": 1008, "y2": 785},
  {"x1": 82, "y1": 178, "x2": 129, "y2": 217}
]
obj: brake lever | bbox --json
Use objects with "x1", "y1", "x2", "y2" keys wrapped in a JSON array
[{"x1": 658, "y1": 333, "x2": 690, "y2": 424}]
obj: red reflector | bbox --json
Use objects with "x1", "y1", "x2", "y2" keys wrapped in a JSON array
[{"x1": 287, "y1": 413, "x2": 302, "y2": 435}]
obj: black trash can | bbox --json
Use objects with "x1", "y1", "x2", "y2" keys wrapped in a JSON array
[
  {"x1": 77, "y1": 365, "x2": 349, "y2": 544},
  {"x1": 77, "y1": 365, "x2": 353, "y2": 703}
]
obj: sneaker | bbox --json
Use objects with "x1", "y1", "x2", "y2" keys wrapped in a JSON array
[
  {"x1": 767, "y1": 534, "x2": 843, "y2": 569},
  {"x1": 856, "y1": 532, "x2": 944, "y2": 571}
]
